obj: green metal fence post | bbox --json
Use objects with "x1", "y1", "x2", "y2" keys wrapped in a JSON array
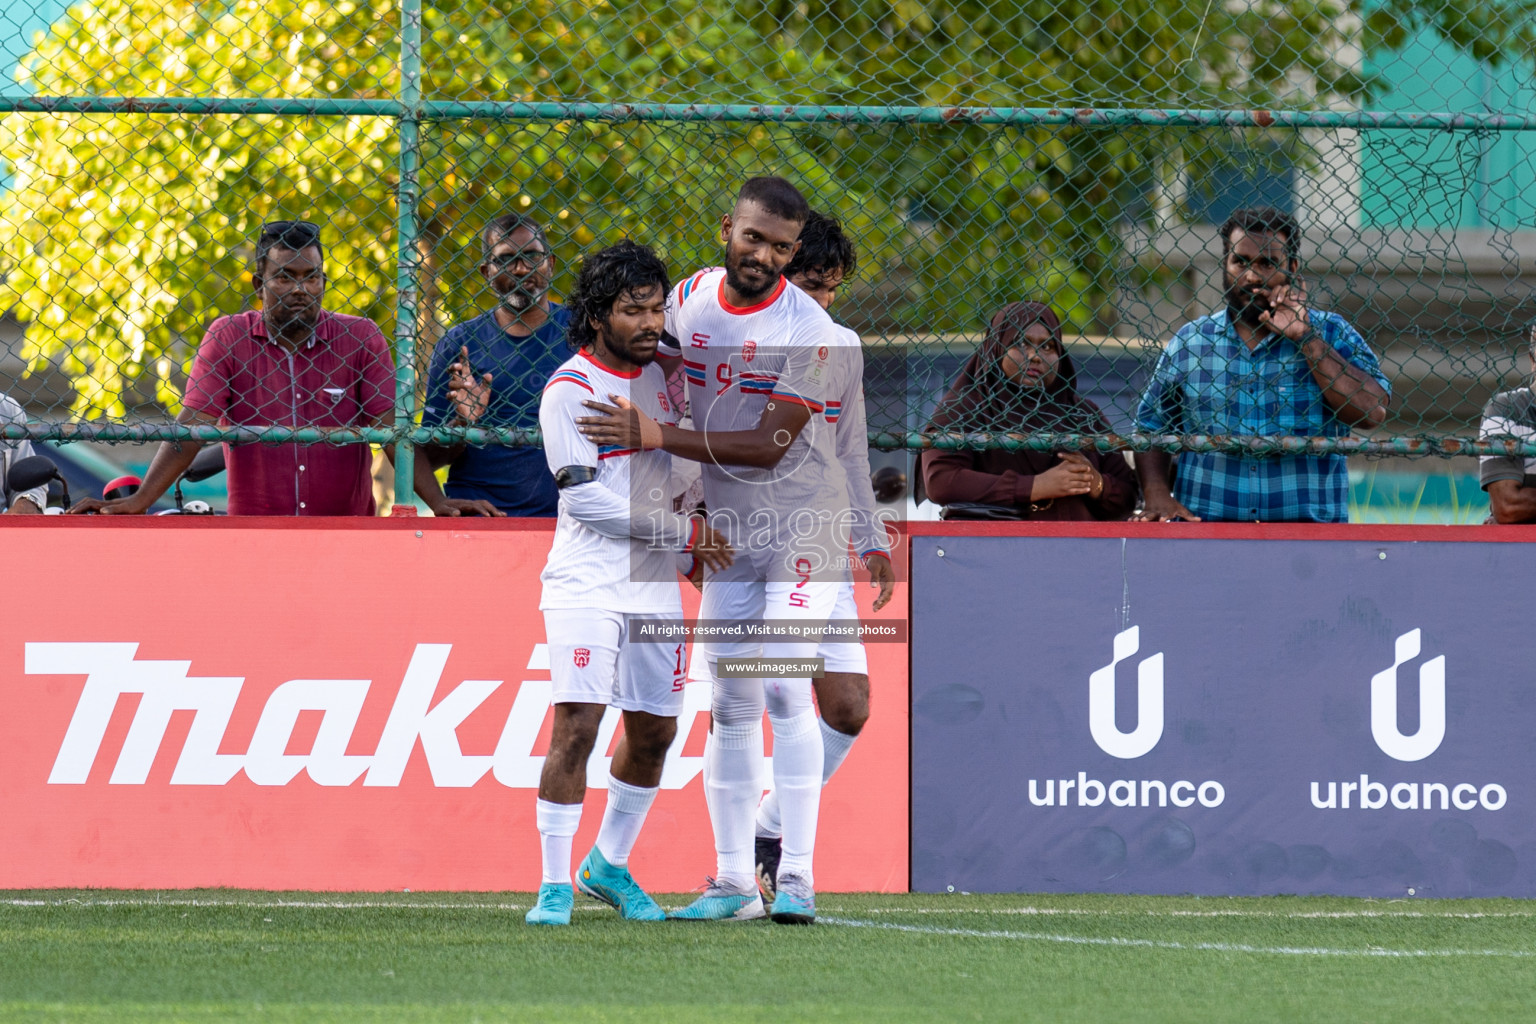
[{"x1": 389, "y1": 0, "x2": 423, "y2": 514}]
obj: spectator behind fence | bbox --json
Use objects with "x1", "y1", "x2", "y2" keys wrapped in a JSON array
[
  {"x1": 70, "y1": 220, "x2": 396, "y2": 516},
  {"x1": 411, "y1": 213, "x2": 571, "y2": 517},
  {"x1": 1478, "y1": 324, "x2": 1536, "y2": 523},
  {"x1": 920, "y1": 302, "x2": 1136, "y2": 521},
  {"x1": 1132, "y1": 207, "x2": 1390, "y2": 523},
  {"x1": 1, "y1": 392, "x2": 46, "y2": 514}
]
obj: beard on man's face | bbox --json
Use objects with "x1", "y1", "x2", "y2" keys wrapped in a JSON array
[
  {"x1": 600, "y1": 325, "x2": 659, "y2": 367},
  {"x1": 723, "y1": 242, "x2": 778, "y2": 301},
  {"x1": 268, "y1": 296, "x2": 320, "y2": 334},
  {"x1": 1224, "y1": 272, "x2": 1269, "y2": 327},
  {"x1": 500, "y1": 277, "x2": 547, "y2": 313}
]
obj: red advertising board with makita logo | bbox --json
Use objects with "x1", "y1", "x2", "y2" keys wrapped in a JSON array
[{"x1": 0, "y1": 519, "x2": 909, "y2": 891}]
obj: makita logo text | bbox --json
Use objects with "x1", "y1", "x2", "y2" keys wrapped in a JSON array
[{"x1": 28, "y1": 642, "x2": 707, "y2": 789}]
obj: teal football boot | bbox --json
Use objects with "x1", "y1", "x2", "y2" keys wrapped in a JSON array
[
  {"x1": 769, "y1": 871, "x2": 815, "y2": 925},
  {"x1": 669, "y1": 878, "x2": 767, "y2": 921},
  {"x1": 575, "y1": 847, "x2": 667, "y2": 922},
  {"x1": 525, "y1": 882, "x2": 574, "y2": 926}
]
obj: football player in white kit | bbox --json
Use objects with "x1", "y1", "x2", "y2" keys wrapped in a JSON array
[
  {"x1": 753, "y1": 211, "x2": 896, "y2": 898},
  {"x1": 578, "y1": 178, "x2": 850, "y2": 924},
  {"x1": 527, "y1": 241, "x2": 734, "y2": 926}
]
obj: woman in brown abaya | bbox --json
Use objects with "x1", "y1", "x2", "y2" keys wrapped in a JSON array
[{"x1": 920, "y1": 301, "x2": 1137, "y2": 520}]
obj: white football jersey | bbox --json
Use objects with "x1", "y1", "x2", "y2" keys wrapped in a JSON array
[
  {"x1": 539, "y1": 349, "x2": 688, "y2": 613},
  {"x1": 660, "y1": 268, "x2": 853, "y2": 567},
  {"x1": 823, "y1": 324, "x2": 891, "y2": 560}
]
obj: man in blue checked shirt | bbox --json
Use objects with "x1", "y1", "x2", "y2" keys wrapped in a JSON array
[
  {"x1": 410, "y1": 212, "x2": 572, "y2": 517},
  {"x1": 1133, "y1": 207, "x2": 1390, "y2": 523}
]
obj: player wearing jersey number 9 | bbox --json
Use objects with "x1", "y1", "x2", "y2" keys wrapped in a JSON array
[{"x1": 582, "y1": 179, "x2": 847, "y2": 927}]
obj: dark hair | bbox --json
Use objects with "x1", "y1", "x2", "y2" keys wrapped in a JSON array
[
  {"x1": 481, "y1": 212, "x2": 550, "y2": 260},
  {"x1": 565, "y1": 240, "x2": 671, "y2": 351},
  {"x1": 785, "y1": 210, "x2": 856, "y2": 281},
  {"x1": 736, "y1": 176, "x2": 810, "y2": 224},
  {"x1": 1220, "y1": 206, "x2": 1300, "y2": 263},
  {"x1": 255, "y1": 220, "x2": 323, "y2": 276}
]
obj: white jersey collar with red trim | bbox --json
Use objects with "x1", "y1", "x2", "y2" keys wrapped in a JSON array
[
  {"x1": 578, "y1": 346, "x2": 643, "y2": 379},
  {"x1": 717, "y1": 274, "x2": 787, "y2": 316}
]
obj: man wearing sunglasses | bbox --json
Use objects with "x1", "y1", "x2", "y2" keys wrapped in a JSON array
[
  {"x1": 70, "y1": 220, "x2": 396, "y2": 516},
  {"x1": 412, "y1": 213, "x2": 571, "y2": 517}
]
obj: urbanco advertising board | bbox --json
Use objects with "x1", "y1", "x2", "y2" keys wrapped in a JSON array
[
  {"x1": 911, "y1": 524, "x2": 1535, "y2": 897},
  {"x1": 0, "y1": 519, "x2": 908, "y2": 891}
]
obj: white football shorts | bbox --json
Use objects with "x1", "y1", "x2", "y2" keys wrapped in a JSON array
[{"x1": 543, "y1": 608, "x2": 687, "y2": 717}]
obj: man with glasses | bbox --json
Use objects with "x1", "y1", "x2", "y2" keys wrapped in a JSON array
[
  {"x1": 1132, "y1": 206, "x2": 1390, "y2": 523},
  {"x1": 70, "y1": 220, "x2": 396, "y2": 516},
  {"x1": 411, "y1": 213, "x2": 571, "y2": 517}
]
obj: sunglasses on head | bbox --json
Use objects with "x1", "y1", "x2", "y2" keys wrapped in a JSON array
[{"x1": 260, "y1": 220, "x2": 321, "y2": 243}]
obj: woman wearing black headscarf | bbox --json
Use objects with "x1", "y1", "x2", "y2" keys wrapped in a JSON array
[{"x1": 920, "y1": 301, "x2": 1137, "y2": 520}]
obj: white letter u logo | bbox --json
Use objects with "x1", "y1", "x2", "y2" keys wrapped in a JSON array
[
  {"x1": 1089, "y1": 627, "x2": 1164, "y2": 759},
  {"x1": 1371, "y1": 629, "x2": 1445, "y2": 762}
]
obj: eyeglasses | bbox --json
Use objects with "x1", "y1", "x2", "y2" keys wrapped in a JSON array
[{"x1": 486, "y1": 249, "x2": 549, "y2": 269}]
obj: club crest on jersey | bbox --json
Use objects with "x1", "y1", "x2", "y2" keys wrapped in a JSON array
[
  {"x1": 742, "y1": 339, "x2": 758, "y2": 363},
  {"x1": 657, "y1": 392, "x2": 670, "y2": 413},
  {"x1": 573, "y1": 648, "x2": 591, "y2": 668},
  {"x1": 808, "y1": 345, "x2": 829, "y2": 384}
]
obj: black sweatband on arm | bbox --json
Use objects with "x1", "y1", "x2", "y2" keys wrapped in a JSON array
[{"x1": 554, "y1": 465, "x2": 597, "y2": 489}]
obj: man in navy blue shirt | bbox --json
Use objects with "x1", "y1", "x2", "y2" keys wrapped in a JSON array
[{"x1": 413, "y1": 213, "x2": 571, "y2": 516}]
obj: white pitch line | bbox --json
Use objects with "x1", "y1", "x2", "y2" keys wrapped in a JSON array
[
  {"x1": 0, "y1": 898, "x2": 608, "y2": 912},
  {"x1": 3, "y1": 898, "x2": 1533, "y2": 925},
  {"x1": 861, "y1": 907, "x2": 1536, "y2": 920},
  {"x1": 820, "y1": 917, "x2": 1534, "y2": 958}
]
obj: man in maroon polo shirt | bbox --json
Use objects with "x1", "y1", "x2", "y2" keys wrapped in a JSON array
[{"x1": 71, "y1": 221, "x2": 396, "y2": 516}]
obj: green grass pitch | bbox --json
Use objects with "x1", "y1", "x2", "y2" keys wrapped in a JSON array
[{"x1": 2, "y1": 890, "x2": 1535, "y2": 1022}]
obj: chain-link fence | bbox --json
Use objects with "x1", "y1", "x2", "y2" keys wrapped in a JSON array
[{"x1": 1, "y1": 0, "x2": 1535, "y2": 510}]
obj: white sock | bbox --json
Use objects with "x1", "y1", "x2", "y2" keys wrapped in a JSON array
[
  {"x1": 595, "y1": 775, "x2": 658, "y2": 867},
  {"x1": 769, "y1": 710, "x2": 823, "y2": 884},
  {"x1": 755, "y1": 790, "x2": 783, "y2": 841},
  {"x1": 819, "y1": 717, "x2": 859, "y2": 784},
  {"x1": 757, "y1": 717, "x2": 860, "y2": 839},
  {"x1": 536, "y1": 798, "x2": 583, "y2": 886},
  {"x1": 704, "y1": 720, "x2": 762, "y2": 892}
]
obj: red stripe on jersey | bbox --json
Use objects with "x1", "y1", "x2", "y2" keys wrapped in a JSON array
[
  {"x1": 544, "y1": 371, "x2": 594, "y2": 393},
  {"x1": 578, "y1": 347, "x2": 641, "y2": 379},
  {"x1": 768, "y1": 391, "x2": 825, "y2": 413}
]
